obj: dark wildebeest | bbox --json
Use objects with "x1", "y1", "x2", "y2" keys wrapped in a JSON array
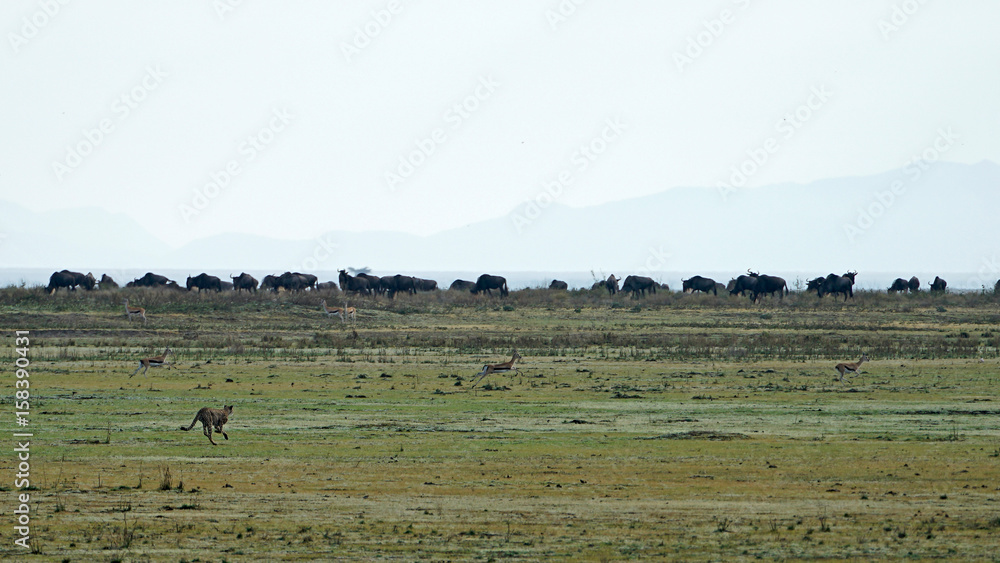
[
  {"x1": 231, "y1": 273, "x2": 258, "y2": 293},
  {"x1": 471, "y1": 274, "x2": 509, "y2": 297},
  {"x1": 605, "y1": 274, "x2": 619, "y2": 295},
  {"x1": 806, "y1": 277, "x2": 826, "y2": 295},
  {"x1": 414, "y1": 278, "x2": 438, "y2": 292},
  {"x1": 819, "y1": 271, "x2": 856, "y2": 301},
  {"x1": 930, "y1": 276, "x2": 947, "y2": 292},
  {"x1": 729, "y1": 274, "x2": 759, "y2": 299},
  {"x1": 888, "y1": 278, "x2": 908, "y2": 294},
  {"x1": 549, "y1": 280, "x2": 568, "y2": 290},
  {"x1": 260, "y1": 275, "x2": 281, "y2": 292},
  {"x1": 131, "y1": 272, "x2": 172, "y2": 288},
  {"x1": 751, "y1": 273, "x2": 788, "y2": 300},
  {"x1": 714, "y1": 282, "x2": 726, "y2": 295},
  {"x1": 46, "y1": 270, "x2": 96, "y2": 293},
  {"x1": 389, "y1": 274, "x2": 417, "y2": 298},
  {"x1": 621, "y1": 275, "x2": 657, "y2": 298},
  {"x1": 316, "y1": 281, "x2": 338, "y2": 291},
  {"x1": 450, "y1": 279, "x2": 477, "y2": 292},
  {"x1": 682, "y1": 275, "x2": 717, "y2": 295},
  {"x1": 338, "y1": 270, "x2": 372, "y2": 296},
  {"x1": 99, "y1": 274, "x2": 119, "y2": 289},
  {"x1": 908, "y1": 276, "x2": 921, "y2": 292},
  {"x1": 187, "y1": 273, "x2": 223, "y2": 292},
  {"x1": 356, "y1": 273, "x2": 381, "y2": 294},
  {"x1": 220, "y1": 281, "x2": 234, "y2": 291},
  {"x1": 995, "y1": 279, "x2": 1000, "y2": 294}
]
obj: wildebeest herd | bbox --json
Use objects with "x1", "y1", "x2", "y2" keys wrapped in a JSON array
[{"x1": 43, "y1": 268, "x2": 990, "y2": 300}]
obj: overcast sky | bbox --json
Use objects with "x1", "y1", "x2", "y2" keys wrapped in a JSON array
[{"x1": 2, "y1": 1, "x2": 998, "y2": 248}]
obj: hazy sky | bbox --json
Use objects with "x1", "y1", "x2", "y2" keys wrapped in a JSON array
[{"x1": 3, "y1": 1, "x2": 998, "y2": 248}]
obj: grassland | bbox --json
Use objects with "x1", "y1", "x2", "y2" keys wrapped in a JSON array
[{"x1": 1, "y1": 286, "x2": 999, "y2": 561}]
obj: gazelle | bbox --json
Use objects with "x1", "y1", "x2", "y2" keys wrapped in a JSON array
[
  {"x1": 471, "y1": 350, "x2": 522, "y2": 389},
  {"x1": 130, "y1": 347, "x2": 171, "y2": 378},
  {"x1": 123, "y1": 299, "x2": 146, "y2": 324},
  {"x1": 320, "y1": 299, "x2": 356, "y2": 322},
  {"x1": 835, "y1": 353, "x2": 869, "y2": 382}
]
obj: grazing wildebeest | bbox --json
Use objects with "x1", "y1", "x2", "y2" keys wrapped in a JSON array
[
  {"x1": 131, "y1": 272, "x2": 172, "y2": 288},
  {"x1": 729, "y1": 274, "x2": 759, "y2": 299},
  {"x1": 414, "y1": 278, "x2": 438, "y2": 292},
  {"x1": 99, "y1": 274, "x2": 119, "y2": 289},
  {"x1": 819, "y1": 271, "x2": 856, "y2": 301},
  {"x1": 316, "y1": 281, "x2": 338, "y2": 291},
  {"x1": 388, "y1": 274, "x2": 417, "y2": 298},
  {"x1": 47, "y1": 270, "x2": 96, "y2": 293},
  {"x1": 888, "y1": 278, "x2": 908, "y2": 294},
  {"x1": 357, "y1": 273, "x2": 381, "y2": 294},
  {"x1": 260, "y1": 275, "x2": 281, "y2": 292},
  {"x1": 714, "y1": 282, "x2": 726, "y2": 295},
  {"x1": 621, "y1": 275, "x2": 657, "y2": 298},
  {"x1": 907, "y1": 276, "x2": 920, "y2": 292},
  {"x1": 549, "y1": 280, "x2": 568, "y2": 290},
  {"x1": 231, "y1": 273, "x2": 258, "y2": 293},
  {"x1": 751, "y1": 273, "x2": 788, "y2": 300},
  {"x1": 450, "y1": 279, "x2": 477, "y2": 292},
  {"x1": 930, "y1": 276, "x2": 947, "y2": 292},
  {"x1": 682, "y1": 275, "x2": 717, "y2": 295},
  {"x1": 187, "y1": 273, "x2": 223, "y2": 292},
  {"x1": 338, "y1": 270, "x2": 372, "y2": 296},
  {"x1": 471, "y1": 274, "x2": 509, "y2": 297},
  {"x1": 806, "y1": 277, "x2": 826, "y2": 295},
  {"x1": 220, "y1": 281, "x2": 234, "y2": 291}
]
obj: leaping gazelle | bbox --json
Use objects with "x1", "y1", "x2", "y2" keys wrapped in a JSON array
[
  {"x1": 835, "y1": 353, "x2": 869, "y2": 382},
  {"x1": 320, "y1": 299, "x2": 356, "y2": 323},
  {"x1": 123, "y1": 299, "x2": 147, "y2": 324},
  {"x1": 471, "y1": 350, "x2": 522, "y2": 389},
  {"x1": 130, "y1": 347, "x2": 171, "y2": 378}
]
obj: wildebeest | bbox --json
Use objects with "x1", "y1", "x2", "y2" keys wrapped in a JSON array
[
  {"x1": 549, "y1": 280, "x2": 568, "y2": 290},
  {"x1": 187, "y1": 273, "x2": 223, "y2": 292},
  {"x1": 414, "y1": 278, "x2": 438, "y2": 292},
  {"x1": 357, "y1": 273, "x2": 381, "y2": 294},
  {"x1": 818, "y1": 271, "x2": 856, "y2": 301},
  {"x1": 272, "y1": 271, "x2": 317, "y2": 292},
  {"x1": 220, "y1": 281, "x2": 234, "y2": 291},
  {"x1": 231, "y1": 273, "x2": 258, "y2": 293},
  {"x1": 130, "y1": 272, "x2": 172, "y2": 288},
  {"x1": 682, "y1": 275, "x2": 717, "y2": 295},
  {"x1": 450, "y1": 279, "x2": 477, "y2": 292},
  {"x1": 620, "y1": 275, "x2": 657, "y2": 298},
  {"x1": 99, "y1": 274, "x2": 119, "y2": 289},
  {"x1": 930, "y1": 276, "x2": 947, "y2": 292},
  {"x1": 908, "y1": 276, "x2": 920, "y2": 292},
  {"x1": 806, "y1": 277, "x2": 826, "y2": 295},
  {"x1": 471, "y1": 274, "x2": 509, "y2": 297},
  {"x1": 729, "y1": 274, "x2": 759, "y2": 299},
  {"x1": 995, "y1": 279, "x2": 1000, "y2": 294},
  {"x1": 338, "y1": 270, "x2": 372, "y2": 296},
  {"x1": 605, "y1": 274, "x2": 618, "y2": 295},
  {"x1": 888, "y1": 278, "x2": 908, "y2": 294},
  {"x1": 387, "y1": 274, "x2": 417, "y2": 298},
  {"x1": 316, "y1": 281, "x2": 338, "y2": 291},
  {"x1": 260, "y1": 275, "x2": 280, "y2": 292},
  {"x1": 751, "y1": 273, "x2": 788, "y2": 300},
  {"x1": 46, "y1": 270, "x2": 96, "y2": 293},
  {"x1": 714, "y1": 282, "x2": 726, "y2": 295}
]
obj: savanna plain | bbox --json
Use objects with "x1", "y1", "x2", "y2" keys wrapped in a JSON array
[{"x1": 1, "y1": 286, "x2": 999, "y2": 562}]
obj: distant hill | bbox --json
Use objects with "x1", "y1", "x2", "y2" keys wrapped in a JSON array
[{"x1": 2, "y1": 161, "x2": 998, "y2": 281}]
